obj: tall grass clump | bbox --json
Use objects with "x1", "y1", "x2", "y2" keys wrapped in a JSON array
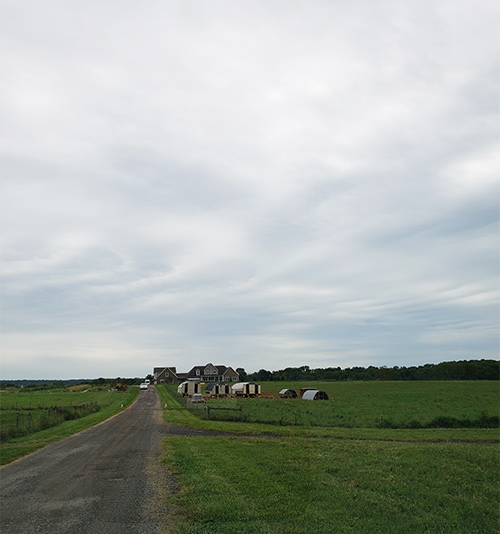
[
  {"x1": 377, "y1": 412, "x2": 499, "y2": 429},
  {"x1": 0, "y1": 403, "x2": 101, "y2": 442}
]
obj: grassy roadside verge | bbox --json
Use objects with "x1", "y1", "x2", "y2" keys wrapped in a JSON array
[
  {"x1": 162, "y1": 435, "x2": 499, "y2": 534},
  {"x1": 0, "y1": 387, "x2": 139, "y2": 465},
  {"x1": 155, "y1": 385, "x2": 499, "y2": 443}
]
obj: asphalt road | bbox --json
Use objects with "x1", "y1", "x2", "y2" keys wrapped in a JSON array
[{"x1": 0, "y1": 387, "x2": 176, "y2": 534}]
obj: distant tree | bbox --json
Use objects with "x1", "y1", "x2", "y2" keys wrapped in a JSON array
[
  {"x1": 244, "y1": 360, "x2": 498, "y2": 383},
  {"x1": 253, "y1": 369, "x2": 273, "y2": 381},
  {"x1": 236, "y1": 368, "x2": 248, "y2": 381}
]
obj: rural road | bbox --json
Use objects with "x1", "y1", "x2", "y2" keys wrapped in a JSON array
[{"x1": 0, "y1": 387, "x2": 176, "y2": 534}]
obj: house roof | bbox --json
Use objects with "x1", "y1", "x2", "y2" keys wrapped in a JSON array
[
  {"x1": 154, "y1": 367, "x2": 177, "y2": 377},
  {"x1": 186, "y1": 363, "x2": 236, "y2": 378}
]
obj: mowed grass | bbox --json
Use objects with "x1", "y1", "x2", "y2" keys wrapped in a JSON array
[
  {"x1": 205, "y1": 381, "x2": 499, "y2": 429},
  {"x1": 0, "y1": 386, "x2": 139, "y2": 465},
  {"x1": 163, "y1": 435, "x2": 499, "y2": 534}
]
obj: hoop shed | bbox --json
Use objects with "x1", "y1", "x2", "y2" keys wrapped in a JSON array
[
  {"x1": 302, "y1": 389, "x2": 329, "y2": 401},
  {"x1": 177, "y1": 381, "x2": 200, "y2": 397},
  {"x1": 231, "y1": 382, "x2": 262, "y2": 397},
  {"x1": 279, "y1": 389, "x2": 298, "y2": 398}
]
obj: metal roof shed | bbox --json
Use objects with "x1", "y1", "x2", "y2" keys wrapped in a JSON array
[
  {"x1": 302, "y1": 389, "x2": 329, "y2": 401},
  {"x1": 279, "y1": 388, "x2": 298, "y2": 398}
]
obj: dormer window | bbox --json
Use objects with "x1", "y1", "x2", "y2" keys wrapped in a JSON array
[{"x1": 196, "y1": 369, "x2": 200, "y2": 376}]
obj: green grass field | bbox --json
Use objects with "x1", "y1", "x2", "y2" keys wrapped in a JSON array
[
  {"x1": 158, "y1": 382, "x2": 500, "y2": 533},
  {"x1": 163, "y1": 435, "x2": 498, "y2": 534},
  {"x1": 202, "y1": 381, "x2": 499, "y2": 428},
  {"x1": 0, "y1": 386, "x2": 139, "y2": 465}
]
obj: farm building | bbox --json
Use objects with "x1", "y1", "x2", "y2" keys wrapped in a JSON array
[
  {"x1": 186, "y1": 363, "x2": 239, "y2": 382},
  {"x1": 302, "y1": 389, "x2": 329, "y2": 401},
  {"x1": 153, "y1": 363, "x2": 238, "y2": 384},
  {"x1": 177, "y1": 381, "x2": 201, "y2": 397},
  {"x1": 205, "y1": 383, "x2": 216, "y2": 394},
  {"x1": 153, "y1": 367, "x2": 179, "y2": 384},
  {"x1": 231, "y1": 382, "x2": 261, "y2": 397},
  {"x1": 210, "y1": 384, "x2": 231, "y2": 397},
  {"x1": 279, "y1": 389, "x2": 298, "y2": 398}
]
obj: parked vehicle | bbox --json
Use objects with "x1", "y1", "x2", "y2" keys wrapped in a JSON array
[{"x1": 140, "y1": 383, "x2": 148, "y2": 390}]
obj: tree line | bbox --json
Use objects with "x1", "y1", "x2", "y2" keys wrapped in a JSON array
[{"x1": 237, "y1": 359, "x2": 499, "y2": 382}]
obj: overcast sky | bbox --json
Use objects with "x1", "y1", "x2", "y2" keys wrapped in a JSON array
[{"x1": 1, "y1": 1, "x2": 499, "y2": 379}]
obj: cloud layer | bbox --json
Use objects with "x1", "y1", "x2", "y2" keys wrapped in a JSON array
[{"x1": 1, "y1": 1, "x2": 498, "y2": 378}]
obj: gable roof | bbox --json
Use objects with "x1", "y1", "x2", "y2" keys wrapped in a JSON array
[
  {"x1": 154, "y1": 367, "x2": 178, "y2": 378},
  {"x1": 186, "y1": 364, "x2": 239, "y2": 379}
]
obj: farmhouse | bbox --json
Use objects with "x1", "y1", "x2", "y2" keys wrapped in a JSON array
[
  {"x1": 153, "y1": 363, "x2": 238, "y2": 384},
  {"x1": 153, "y1": 367, "x2": 179, "y2": 384},
  {"x1": 186, "y1": 363, "x2": 239, "y2": 383}
]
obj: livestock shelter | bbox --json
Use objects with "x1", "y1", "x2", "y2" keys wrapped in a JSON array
[
  {"x1": 302, "y1": 389, "x2": 329, "y2": 401},
  {"x1": 177, "y1": 381, "x2": 201, "y2": 397},
  {"x1": 279, "y1": 388, "x2": 298, "y2": 398},
  {"x1": 231, "y1": 382, "x2": 262, "y2": 397},
  {"x1": 210, "y1": 383, "x2": 231, "y2": 397},
  {"x1": 205, "y1": 383, "x2": 216, "y2": 394}
]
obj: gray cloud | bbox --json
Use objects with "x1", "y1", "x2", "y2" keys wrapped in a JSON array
[{"x1": 1, "y1": 1, "x2": 498, "y2": 378}]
